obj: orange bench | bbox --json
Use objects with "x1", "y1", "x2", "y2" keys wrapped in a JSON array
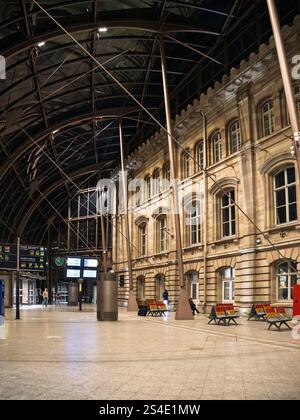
[
  {"x1": 264, "y1": 305, "x2": 292, "y2": 330},
  {"x1": 248, "y1": 304, "x2": 266, "y2": 321},
  {"x1": 147, "y1": 300, "x2": 167, "y2": 317},
  {"x1": 208, "y1": 304, "x2": 239, "y2": 326}
]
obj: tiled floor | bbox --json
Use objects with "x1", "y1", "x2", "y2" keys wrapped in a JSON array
[{"x1": 0, "y1": 305, "x2": 300, "y2": 400}]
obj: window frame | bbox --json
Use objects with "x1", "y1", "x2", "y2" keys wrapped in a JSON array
[
  {"x1": 144, "y1": 175, "x2": 151, "y2": 200},
  {"x1": 138, "y1": 222, "x2": 147, "y2": 257},
  {"x1": 185, "y1": 200, "x2": 201, "y2": 246},
  {"x1": 220, "y1": 189, "x2": 236, "y2": 238},
  {"x1": 273, "y1": 167, "x2": 297, "y2": 225},
  {"x1": 228, "y1": 120, "x2": 241, "y2": 154},
  {"x1": 261, "y1": 100, "x2": 275, "y2": 137},
  {"x1": 195, "y1": 141, "x2": 204, "y2": 172},
  {"x1": 182, "y1": 148, "x2": 191, "y2": 179},
  {"x1": 276, "y1": 261, "x2": 297, "y2": 302},
  {"x1": 152, "y1": 168, "x2": 161, "y2": 195},
  {"x1": 212, "y1": 131, "x2": 222, "y2": 164},
  {"x1": 221, "y1": 267, "x2": 235, "y2": 303},
  {"x1": 156, "y1": 215, "x2": 168, "y2": 253}
]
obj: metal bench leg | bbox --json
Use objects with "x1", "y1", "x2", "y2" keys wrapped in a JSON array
[{"x1": 268, "y1": 323, "x2": 272, "y2": 330}]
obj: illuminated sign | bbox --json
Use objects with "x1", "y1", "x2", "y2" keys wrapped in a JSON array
[
  {"x1": 83, "y1": 269, "x2": 97, "y2": 278},
  {"x1": 83, "y1": 259, "x2": 98, "y2": 268},
  {"x1": 67, "y1": 257, "x2": 81, "y2": 267},
  {"x1": 66, "y1": 269, "x2": 81, "y2": 278}
]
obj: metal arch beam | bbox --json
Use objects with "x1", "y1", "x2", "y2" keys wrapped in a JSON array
[
  {"x1": 8, "y1": 95, "x2": 163, "y2": 125},
  {"x1": 16, "y1": 163, "x2": 110, "y2": 237},
  {"x1": 2, "y1": 66, "x2": 184, "y2": 100},
  {"x1": 6, "y1": 48, "x2": 196, "y2": 75},
  {"x1": 0, "y1": 106, "x2": 143, "y2": 181},
  {"x1": 1, "y1": 19, "x2": 220, "y2": 59}
]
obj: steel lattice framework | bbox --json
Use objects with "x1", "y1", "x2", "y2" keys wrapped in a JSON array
[{"x1": 0, "y1": 0, "x2": 299, "y2": 243}]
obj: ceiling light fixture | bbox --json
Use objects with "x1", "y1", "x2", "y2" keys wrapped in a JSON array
[{"x1": 37, "y1": 41, "x2": 46, "y2": 47}]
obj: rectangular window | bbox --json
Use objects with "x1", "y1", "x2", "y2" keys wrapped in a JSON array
[
  {"x1": 159, "y1": 217, "x2": 167, "y2": 252},
  {"x1": 221, "y1": 190, "x2": 236, "y2": 238},
  {"x1": 274, "y1": 168, "x2": 297, "y2": 225}
]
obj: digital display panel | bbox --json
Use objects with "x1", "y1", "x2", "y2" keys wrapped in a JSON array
[
  {"x1": 66, "y1": 269, "x2": 81, "y2": 278},
  {"x1": 0, "y1": 244, "x2": 17, "y2": 269},
  {"x1": 20, "y1": 245, "x2": 47, "y2": 271},
  {"x1": 83, "y1": 259, "x2": 98, "y2": 268},
  {"x1": 67, "y1": 257, "x2": 81, "y2": 267},
  {"x1": 83, "y1": 269, "x2": 97, "y2": 278}
]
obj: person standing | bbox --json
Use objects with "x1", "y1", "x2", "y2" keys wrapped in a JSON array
[
  {"x1": 162, "y1": 289, "x2": 169, "y2": 308},
  {"x1": 42, "y1": 288, "x2": 49, "y2": 307}
]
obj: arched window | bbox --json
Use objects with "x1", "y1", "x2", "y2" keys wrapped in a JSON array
[
  {"x1": 156, "y1": 215, "x2": 167, "y2": 253},
  {"x1": 212, "y1": 132, "x2": 222, "y2": 163},
  {"x1": 136, "y1": 276, "x2": 145, "y2": 301},
  {"x1": 182, "y1": 148, "x2": 191, "y2": 178},
  {"x1": 144, "y1": 175, "x2": 151, "y2": 200},
  {"x1": 221, "y1": 190, "x2": 236, "y2": 237},
  {"x1": 185, "y1": 200, "x2": 201, "y2": 245},
  {"x1": 152, "y1": 169, "x2": 161, "y2": 195},
  {"x1": 186, "y1": 271, "x2": 200, "y2": 305},
  {"x1": 229, "y1": 120, "x2": 241, "y2": 153},
  {"x1": 261, "y1": 100, "x2": 275, "y2": 137},
  {"x1": 221, "y1": 267, "x2": 235, "y2": 303},
  {"x1": 274, "y1": 167, "x2": 297, "y2": 224},
  {"x1": 195, "y1": 141, "x2": 204, "y2": 172},
  {"x1": 162, "y1": 162, "x2": 170, "y2": 190},
  {"x1": 155, "y1": 274, "x2": 165, "y2": 300},
  {"x1": 138, "y1": 222, "x2": 147, "y2": 257},
  {"x1": 276, "y1": 261, "x2": 297, "y2": 302}
]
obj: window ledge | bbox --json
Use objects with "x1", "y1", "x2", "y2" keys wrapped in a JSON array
[
  {"x1": 272, "y1": 302, "x2": 293, "y2": 307},
  {"x1": 183, "y1": 244, "x2": 203, "y2": 252},
  {"x1": 153, "y1": 252, "x2": 169, "y2": 259},
  {"x1": 265, "y1": 222, "x2": 299, "y2": 236},
  {"x1": 212, "y1": 237, "x2": 238, "y2": 248}
]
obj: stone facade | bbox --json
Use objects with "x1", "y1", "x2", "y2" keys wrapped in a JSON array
[{"x1": 113, "y1": 16, "x2": 300, "y2": 313}]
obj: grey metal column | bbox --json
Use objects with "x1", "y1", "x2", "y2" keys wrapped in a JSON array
[
  {"x1": 266, "y1": 0, "x2": 300, "y2": 179},
  {"x1": 159, "y1": 36, "x2": 193, "y2": 320},
  {"x1": 119, "y1": 119, "x2": 138, "y2": 311},
  {"x1": 15, "y1": 237, "x2": 20, "y2": 319}
]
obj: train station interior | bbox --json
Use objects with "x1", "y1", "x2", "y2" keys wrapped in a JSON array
[{"x1": 1, "y1": 0, "x2": 300, "y2": 401}]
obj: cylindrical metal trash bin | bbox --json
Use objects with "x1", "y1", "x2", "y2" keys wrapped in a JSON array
[
  {"x1": 97, "y1": 272, "x2": 118, "y2": 321},
  {"x1": 68, "y1": 282, "x2": 78, "y2": 306}
]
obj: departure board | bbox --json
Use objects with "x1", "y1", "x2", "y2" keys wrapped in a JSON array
[
  {"x1": 0, "y1": 243, "x2": 47, "y2": 271},
  {"x1": 19, "y1": 245, "x2": 47, "y2": 271},
  {"x1": 0, "y1": 244, "x2": 17, "y2": 269}
]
